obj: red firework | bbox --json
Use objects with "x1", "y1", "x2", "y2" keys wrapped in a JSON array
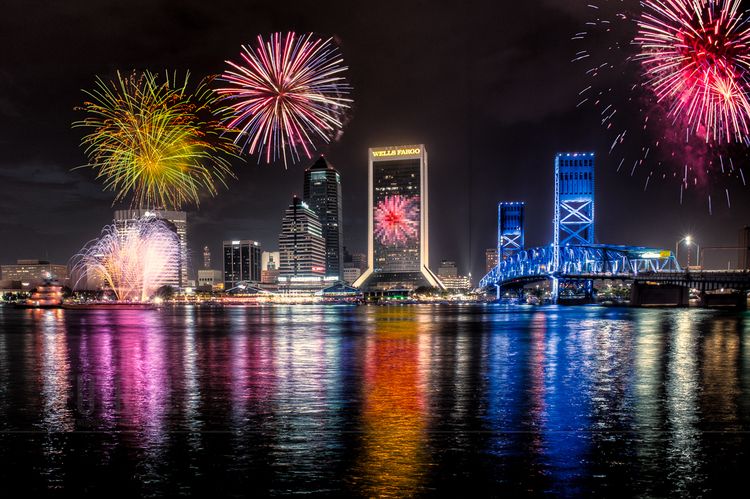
[
  {"x1": 374, "y1": 195, "x2": 419, "y2": 246},
  {"x1": 636, "y1": 0, "x2": 750, "y2": 143},
  {"x1": 218, "y1": 32, "x2": 352, "y2": 166}
]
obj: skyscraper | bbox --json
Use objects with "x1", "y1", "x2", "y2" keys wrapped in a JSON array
[
  {"x1": 278, "y1": 196, "x2": 326, "y2": 278},
  {"x1": 303, "y1": 156, "x2": 344, "y2": 280},
  {"x1": 114, "y1": 209, "x2": 187, "y2": 288},
  {"x1": 354, "y1": 145, "x2": 442, "y2": 291},
  {"x1": 223, "y1": 240, "x2": 262, "y2": 290},
  {"x1": 203, "y1": 245, "x2": 211, "y2": 269}
]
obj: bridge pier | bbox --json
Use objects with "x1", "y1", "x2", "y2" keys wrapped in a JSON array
[
  {"x1": 698, "y1": 291, "x2": 748, "y2": 310},
  {"x1": 630, "y1": 282, "x2": 690, "y2": 308}
]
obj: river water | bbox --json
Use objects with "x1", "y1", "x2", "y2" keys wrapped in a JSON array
[{"x1": 0, "y1": 304, "x2": 748, "y2": 496}]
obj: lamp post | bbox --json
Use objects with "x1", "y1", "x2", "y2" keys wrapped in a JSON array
[{"x1": 675, "y1": 236, "x2": 700, "y2": 268}]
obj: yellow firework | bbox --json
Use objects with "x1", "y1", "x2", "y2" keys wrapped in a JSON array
[{"x1": 75, "y1": 70, "x2": 239, "y2": 209}]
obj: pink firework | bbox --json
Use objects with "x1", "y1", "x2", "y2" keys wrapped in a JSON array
[
  {"x1": 218, "y1": 32, "x2": 352, "y2": 166},
  {"x1": 636, "y1": 0, "x2": 750, "y2": 143},
  {"x1": 374, "y1": 195, "x2": 419, "y2": 246}
]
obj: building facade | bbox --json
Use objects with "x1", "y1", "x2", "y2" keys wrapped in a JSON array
[
  {"x1": 437, "y1": 260, "x2": 471, "y2": 291},
  {"x1": 223, "y1": 240, "x2": 262, "y2": 290},
  {"x1": 279, "y1": 196, "x2": 326, "y2": 279},
  {"x1": 197, "y1": 269, "x2": 224, "y2": 290},
  {"x1": 1, "y1": 260, "x2": 69, "y2": 286},
  {"x1": 303, "y1": 156, "x2": 344, "y2": 280},
  {"x1": 343, "y1": 267, "x2": 361, "y2": 285},
  {"x1": 354, "y1": 145, "x2": 442, "y2": 291},
  {"x1": 203, "y1": 246, "x2": 211, "y2": 269},
  {"x1": 485, "y1": 247, "x2": 498, "y2": 273},
  {"x1": 114, "y1": 209, "x2": 187, "y2": 288},
  {"x1": 740, "y1": 226, "x2": 750, "y2": 269}
]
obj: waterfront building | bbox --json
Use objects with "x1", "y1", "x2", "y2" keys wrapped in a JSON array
[
  {"x1": 439, "y1": 275, "x2": 472, "y2": 292},
  {"x1": 343, "y1": 266, "x2": 361, "y2": 285},
  {"x1": 0, "y1": 260, "x2": 69, "y2": 287},
  {"x1": 303, "y1": 156, "x2": 344, "y2": 280},
  {"x1": 262, "y1": 251, "x2": 280, "y2": 271},
  {"x1": 344, "y1": 247, "x2": 368, "y2": 273},
  {"x1": 438, "y1": 260, "x2": 458, "y2": 277},
  {"x1": 354, "y1": 144, "x2": 442, "y2": 291},
  {"x1": 197, "y1": 269, "x2": 224, "y2": 291},
  {"x1": 114, "y1": 209, "x2": 187, "y2": 288},
  {"x1": 485, "y1": 247, "x2": 498, "y2": 273},
  {"x1": 223, "y1": 240, "x2": 262, "y2": 290},
  {"x1": 279, "y1": 196, "x2": 327, "y2": 279},
  {"x1": 437, "y1": 260, "x2": 471, "y2": 292},
  {"x1": 260, "y1": 251, "x2": 281, "y2": 285},
  {"x1": 203, "y1": 246, "x2": 211, "y2": 269}
]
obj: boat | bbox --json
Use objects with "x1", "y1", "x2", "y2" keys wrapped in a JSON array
[{"x1": 16, "y1": 279, "x2": 64, "y2": 309}]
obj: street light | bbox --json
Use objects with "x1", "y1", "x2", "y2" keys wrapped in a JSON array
[{"x1": 675, "y1": 236, "x2": 700, "y2": 268}]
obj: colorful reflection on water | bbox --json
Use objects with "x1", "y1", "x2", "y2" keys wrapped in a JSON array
[{"x1": 0, "y1": 304, "x2": 749, "y2": 496}]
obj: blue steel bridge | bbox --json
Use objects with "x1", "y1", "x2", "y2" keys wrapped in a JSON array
[{"x1": 479, "y1": 153, "x2": 749, "y2": 305}]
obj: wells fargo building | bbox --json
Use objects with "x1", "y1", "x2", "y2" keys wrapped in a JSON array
[{"x1": 354, "y1": 145, "x2": 442, "y2": 291}]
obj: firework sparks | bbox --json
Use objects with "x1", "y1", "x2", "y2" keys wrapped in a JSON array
[
  {"x1": 574, "y1": 0, "x2": 750, "y2": 209},
  {"x1": 75, "y1": 70, "x2": 238, "y2": 210},
  {"x1": 636, "y1": 0, "x2": 750, "y2": 143},
  {"x1": 218, "y1": 32, "x2": 352, "y2": 166},
  {"x1": 374, "y1": 195, "x2": 419, "y2": 246},
  {"x1": 74, "y1": 217, "x2": 180, "y2": 302}
]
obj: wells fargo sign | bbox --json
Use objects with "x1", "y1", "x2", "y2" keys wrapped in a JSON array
[{"x1": 371, "y1": 147, "x2": 421, "y2": 158}]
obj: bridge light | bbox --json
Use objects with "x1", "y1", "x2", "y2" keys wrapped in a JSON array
[{"x1": 685, "y1": 236, "x2": 692, "y2": 246}]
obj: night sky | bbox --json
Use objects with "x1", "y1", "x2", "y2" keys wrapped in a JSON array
[{"x1": 1, "y1": 0, "x2": 748, "y2": 278}]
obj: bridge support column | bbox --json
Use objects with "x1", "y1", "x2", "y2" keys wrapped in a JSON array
[
  {"x1": 551, "y1": 277, "x2": 559, "y2": 305},
  {"x1": 698, "y1": 291, "x2": 748, "y2": 310},
  {"x1": 630, "y1": 282, "x2": 690, "y2": 308}
]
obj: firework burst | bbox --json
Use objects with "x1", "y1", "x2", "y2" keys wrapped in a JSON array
[
  {"x1": 574, "y1": 0, "x2": 749, "y2": 211},
  {"x1": 374, "y1": 195, "x2": 419, "y2": 246},
  {"x1": 636, "y1": 0, "x2": 750, "y2": 143},
  {"x1": 75, "y1": 70, "x2": 238, "y2": 210},
  {"x1": 74, "y1": 217, "x2": 179, "y2": 302},
  {"x1": 218, "y1": 32, "x2": 352, "y2": 166}
]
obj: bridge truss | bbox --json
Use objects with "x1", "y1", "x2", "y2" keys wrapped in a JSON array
[{"x1": 479, "y1": 245, "x2": 680, "y2": 289}]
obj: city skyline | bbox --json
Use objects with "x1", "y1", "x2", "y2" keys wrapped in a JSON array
[{"x1": 2, "y1": 1, "x2": 749, "y2": 280}]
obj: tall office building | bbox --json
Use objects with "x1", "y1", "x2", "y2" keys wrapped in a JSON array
[
  {"x1": 303, "y1": 156, "x2": 344, "y2": 280},
  {"x1": 203, "y1": 246, "x2": 211, "y2": 269},
  {"x1": 261, "y1": 251, "x2": 281, "y2": 284},
  {"x1": 354, "y1": 145, "x2": 442, "y2": 291},
  {"x1": 740, "y1": 226, "x2": 750, "y2": 269},
  {"x1": 223, "y1": 240, "x2": 262, "y2": 290},
  {"x1": 278, "y1": 196, "x2": 326, "y2": 278},
  {"x1": 485, "y1": 248, "x2": 498, "y2": 273},
  {"x1": 114, "y1": 209, "x2": 187, "y2": 287}
]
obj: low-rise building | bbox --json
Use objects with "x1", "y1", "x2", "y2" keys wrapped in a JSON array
[{"x1": 1, "y1": 260, "x2": 69, "y2": 287}]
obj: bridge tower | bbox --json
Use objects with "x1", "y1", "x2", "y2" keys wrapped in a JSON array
[
  {"x1": 553, "y1": 153, "x2": 595, "y2": 301},
  {"x1": 498, "y1": 202, "x2": 525, "y2": 261},
  {"x1": 497, "y1": 202, "x2": 525, "y2": 299}
]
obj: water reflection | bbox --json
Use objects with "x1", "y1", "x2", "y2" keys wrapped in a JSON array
[
  {"x1": 0, "y1": 305, "x2": 749, "y2": 495},
  {"x1": 354, "y1": 308, "x2": 428, "y2": 496}
]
